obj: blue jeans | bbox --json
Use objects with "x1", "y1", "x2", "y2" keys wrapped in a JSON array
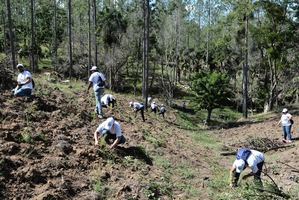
[
  {"x1": 14, "y1": 88, "x2": 32, "y2": 97},
  {"x1": 282, "y1": 125, "x2": 292, "y2": 140},
  {"x1": 94, "y1": 88, "x2": 104, "y2": 115}
]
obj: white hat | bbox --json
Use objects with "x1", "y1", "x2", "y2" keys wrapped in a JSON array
[
  {"x1": 234, "y1": 159, "x2": 245, "y2": 173},
  {"x1": 129, "y1": 102, "x2": 133, "y2": 107},
  {"x1": 16, "y1": 63, "x2": 24, "y2": 68},
  {"x1": 282, "y1": 108, "x2": 288, "y2": 113},
  {"x1": 104, "y1": 117, "x2": 115, "y2": 130},
  {"x1": 90, "y1": 66, "x2": 97, "y2": 71}
]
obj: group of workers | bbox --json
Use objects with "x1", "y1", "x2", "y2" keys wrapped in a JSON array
[{"x1": 11, "y1": 64, "x2": 295, "y2": 189}]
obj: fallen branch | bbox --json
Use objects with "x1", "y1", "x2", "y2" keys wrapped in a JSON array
[
  {"x1": 220, "y1": 151, "x2": 236, "y2": 156},
  {"x1": 277, "y1": 161, "x2": 299, "y2": 172},
  {"x1": 263, "y1": 144, "x2": 295, "y2": 152}
]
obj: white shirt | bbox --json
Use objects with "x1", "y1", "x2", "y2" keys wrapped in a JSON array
[
  {"x1": 96, "y1": 120, "x2": 122, "y2": 138},
  {"x1": 151, "y1": 103, "x2": 157, "y2": 109},
  {"x1": 233, "y1": 150, "x2": 264, "y2": 173},
  {"x1": 101, "y1": 94, "x2": 115, "y2": 105},
  {"x1": 88, "y1": 72, "x2": 106, "y2": 91},
  {"x1": 281, "y1": 113, "x2": 292, "y2": 126},
  {"x1": 17, "y1": 71, "x2": 33, "y2": 89},
  {"x1": 246, "y1": 150, "x2": 265, "y2": 173},
  {"x1": 133, "y1": 102, "x2": 144, "y2": 110}
]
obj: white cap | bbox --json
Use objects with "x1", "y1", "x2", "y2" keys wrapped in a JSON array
[
  {"x1": 129, "y1": 101, "x2": 133, "y2": 107},
  {"x1": 16, "y1": 63, "x2": 24, "y2": 68},
  {"x1": 104, "y1": 117, "x2": 115, "y2": 130},
  {"x1": 234, "y1": 159, "x2": 245, "y2": 173},
  {"x1": 282, "y1": 108, "x2": 288, "y2": 113},
  {"x1": 152, "y1": 101, "x2": 156, "y2": 104},
  {"x1": 90, "y1": 66, "x2": 97, "y2": 71}
]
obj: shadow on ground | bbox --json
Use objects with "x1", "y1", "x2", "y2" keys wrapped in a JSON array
[{"x1": 115, "y1": 146, "x2": 153, "y2": 166}]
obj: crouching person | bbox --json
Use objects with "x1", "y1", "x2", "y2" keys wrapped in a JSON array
[
  {"x1": 230, "y1": 148, "x2": 265, "y2": 188},
  {"x1": 13, "y1": 64, "x2": 33, "y2": 97},
  {"x1": 129, "y1": 101, "x2": 145, "y2": 122},
  {"x1": 159, "y1": 104, "x2": 166, "y2": 118},
  {"x1": 101, "y1": 94, "x2": 116, "y2": 108},
  {"x1": 150, "y1": 102, "x2": 158, "y2": 114},
  {"x1": 94, "y1": 117, "x2": 126, "y2": 149}
]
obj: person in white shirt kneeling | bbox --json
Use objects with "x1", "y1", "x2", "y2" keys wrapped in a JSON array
[
  {"x1": 94, "y1": 117, "x2": 126, "y2": 149},
  {"x1": 13, "y1": 64, "x2": 33, "y2": 97}
]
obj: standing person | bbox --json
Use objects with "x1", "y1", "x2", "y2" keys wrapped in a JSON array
[
  {"x1": 129, "y1": 101, "x2": 145, "y2": 122},
  {"x1": 230, "y1": 148, "x2": 265, "y2": 188},
  {"x1": 13, "y1": 64, "x2": 33, "y2": 97},
  {"x1": 150, "y1": 102, "x2": 158, "y2": 114},
  {"x1": 159, "y1": 104, "x2": 166, "y2": 118},
  {"x1": 101, "y1": 94, "x2": 116, "y2": 108},
  {"x1": 87, "y1": 66, "x2": 106, "y2": 118},
  {"x1": 94, "y1": 117, "x2": 126, "y2": 149},
  {"x1": 277, "y1": 108, "x2": 293, "y2": 143}
]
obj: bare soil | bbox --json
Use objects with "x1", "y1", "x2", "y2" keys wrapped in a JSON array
[{"x1": 0, "y1": 87, "x2": 213, "y2": 200}]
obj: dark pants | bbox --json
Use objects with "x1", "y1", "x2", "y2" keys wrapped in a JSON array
[
  {"x1": 108, "y1": 99, "x2": 116, "y2": 108},
  {"x1": 104, "y1": 132, "x2": 126, "y2": 145},
  {"x1": 254, "y1": 161, "x2": 264, "y2": 187},
  {"x1": 159, "y1": 111, "x2": 165, "y2": 118},
  {"x1": 151, "y1": 108, "x2": 157, "y2": 114},
  {"x1": 135, "y1": 108, "x2": 145, "y2": 122}
]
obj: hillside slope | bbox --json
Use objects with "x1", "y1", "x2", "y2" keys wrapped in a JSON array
[{"x1": 0, "y1": 77, "x2": 214, "y2": 200}]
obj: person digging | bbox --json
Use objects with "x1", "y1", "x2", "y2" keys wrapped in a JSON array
[
  {"x1": 230, "y1": 148, "x2": 265, "y2": 188},
  {"x1": 94, "y1": 117, "x2": 126, "y2": 149}
]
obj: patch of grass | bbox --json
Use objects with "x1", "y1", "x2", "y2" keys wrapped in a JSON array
[
  {"x1": 176, "y1": 184, "x2": 201, "y2": 199},
  {"x1": 144, "y1": 180, "x2": 173, "y2": 200},
  {"x1": 142, "y1": 129, "x2": 166, "y2": 148},
  {"x1": 191, "y1": 131, "x2": 221, "y2": 150},
  {"x1": 20, "y1": 128, "x2": 34, "y2": 144},
  {"x1": 176, "y1": 165, "x2": 195, "y2": 180},
  {"x1": 93, "y1": 180, "x2": 109, "y2": 199},
  {"x1": 153, "y1": 156, "x2": 172, "y2": 170}
]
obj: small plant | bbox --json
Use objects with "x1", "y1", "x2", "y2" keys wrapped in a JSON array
[
  {"x1": 21, "y1": 132, "x2": 33, "y2": 144},
  {"x1": 144, "y1": 181, "x2": 173, "y2": 200},
  {"x1": 93, "y1": 180, "x2": 108, "y2": 199}
]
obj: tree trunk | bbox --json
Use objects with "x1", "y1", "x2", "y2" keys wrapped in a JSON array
[
  {"x1": 205, "y1": 0, "x2": 210, "y2": 68},
  {"x1": 88, "y1": 0, "x2": 91, "y2": 79},
  {"x1": 142, "y1": 0, "x2": 150, "y2": 109},
  {"x1": 207, "y1": 108, "x2": 212, "y2": 122},
  {"x1": 67, "y1": 0, "x2": 73, "y2": 77},
  {"x1": 30, "y1": 0, "x2": 36, "y2": 72},
  {"x1": 52, "y1": 0, "x2": 58, "y2": 71},
  {"x1": 6, "y1": 0, "x2": 16, "y2": 70},
  {"x1": 242, "y1": 14, "x2": 249, "y2": 118},
  {"x1": 93, "y1": 0, "x2": 98, "y2": 66}
]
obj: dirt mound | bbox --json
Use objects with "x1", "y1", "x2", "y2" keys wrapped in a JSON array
[
  {"x1": 0, "y1": 64, "x2": 15, "y2": 92},
  {"x1": 0, "y1": 82, "x2": 213, "y2": 199}
]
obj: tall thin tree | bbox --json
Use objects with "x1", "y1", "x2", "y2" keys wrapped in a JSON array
[
  {"x1": 93, "y1": 0, "x2": 98, "y2": 66},
  {"x1": 142, "y1": 0, "x2": 150, "y2": 109},
  {"x1": 52, "y1": 0, "x2": 58, "y2": 71},
  {"x1": 6, "y1": 0, "x2": 16, "y2": 69},
  {"x1": 242, "y1": 11, "x2": 249, "y2": 118},
  {"x1": 88, "y1": 0, "x2": 91, "y2": 78},
  {"x1": 30, "y1": 0, "x2": 36, "y2": 72},
  {"x1": 67, "y1": 0, "x2": 73, "y2": 77}
]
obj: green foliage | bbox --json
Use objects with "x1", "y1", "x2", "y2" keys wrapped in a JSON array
[
  {"x1": 144, "y1": 181, "x2": 173, "y2": 200},
  {"x1": 142, "y1": 129, "x2": 166, "y2": 148},
  {"x1": 93, "y1": 180, "x2": 108, "y2": 199},
  {"x1": 190, "y1": 71, "x2": 232, "y2": 121}
]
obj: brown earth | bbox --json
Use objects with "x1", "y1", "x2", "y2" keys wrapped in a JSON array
[{"x1": 0, "y1": 84, "x2": 213, "y2": 200}]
